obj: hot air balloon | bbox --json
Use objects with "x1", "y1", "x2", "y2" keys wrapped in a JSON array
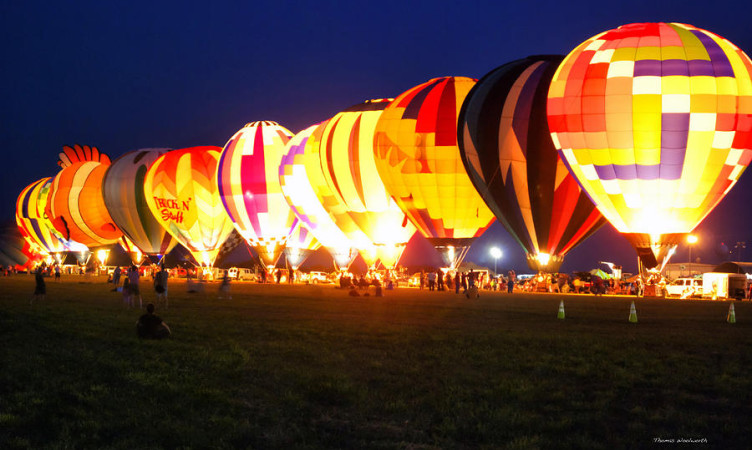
[
  {"x1": 102, "y1": 149, "x2": 178, "y2": 263},
  {"x1": 283, "y1": 221, "x2": 321, "y2": 271},
  {"x1": 46, "y1": 145, "x2": 122, "y2": 248},
  {"x1": 278, "y1": 124, "x2": 359, "y2": 270},
  {"x1": 144, "y1": 146, "x2": 235, "y2": 267},
  {"x1": 0, "y1": 221, "x2": 41, "y2": 270},
  {"x1": 319, "y1": 99, "x2": 416, "y2": 270},
  {"x1": 547, "y1": 23, "x2": 752, "y2": 270},
  {"x1": 373, "y1": 77, "x2": 496, "y2": 269},
  {"x1": 217, "y1": 121, "x2": 297, "y2": 269},
  {"x1": 303, "y1": 121, "x2": 377, "y2": 268},
  {"x1": 458, "y1": 56, "x2": 607, "y2": 272},
  {"x1": 16, "y1": 178, "x2": 69, "y2": 257}
]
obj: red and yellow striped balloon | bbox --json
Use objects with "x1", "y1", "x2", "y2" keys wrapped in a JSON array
[
  {"x1": 374, "y1": 78, "x2": 496, "y2": 269},
  {"x1": 16, "y1": 178, "x2": 68, "y2": 255}
]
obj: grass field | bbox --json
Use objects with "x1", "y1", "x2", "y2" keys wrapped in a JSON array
[{"x1": 1, "y1": 275, "x2": 751, "y2": 449}]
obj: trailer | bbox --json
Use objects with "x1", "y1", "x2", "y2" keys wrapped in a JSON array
[{"x1": 701, "y1": 272, "x2": 747, "y2": 300}]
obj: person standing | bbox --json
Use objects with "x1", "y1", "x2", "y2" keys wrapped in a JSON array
[
  {"x1": 31, "y1": 263, "x2": 47, "y2": 305},
  {"x1": 454, "y1": 272, "x2": 460, "y2": 294},
  {"x1": 507, "y1": 269, "x2": 516, "y2": 293},
  {"x1": 153, "y1": 265, "x2": 169, "y2": 309},
  {"x1": 112, "y1": 266, "x2": 121, "y2": 287},
  {"x1": 427, "y1": 271, "x2": 436, "y2": 291},
  {"x1": 219, "y1": 270, "x2": 232, "y2": 299},
  {"x1": 54, "y1": 264, "x2": 61, "y2": 282},
  {"x1": 128, "y1": 265, "x2": 142, "y2": 308}
]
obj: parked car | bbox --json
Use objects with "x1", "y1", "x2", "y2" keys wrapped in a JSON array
[
  {"x1": 228, "y1": 267, "x2": 256, "y2": 281},
  {"x1": 304, "y1": 271, "x2": 332, "y2": 284},
  {"x1": 665, "y1": 277, "x2": 703, "y2": 298}
]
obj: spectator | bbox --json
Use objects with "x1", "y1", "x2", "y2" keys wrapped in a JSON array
[
  {"x1": 31, "y1": 263, "x2": 47, "y2": 305},
  {"x1": 154, "y1": 265, "x2": 169, "y2": 308},
  {"x1": 136, "y1": 303, "x2": 171, "y2": 339}
]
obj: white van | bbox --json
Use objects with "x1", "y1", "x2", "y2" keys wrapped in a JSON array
[
  {"x1": 228, "y1": 267, "x2": 255, "y2": 281},
  {"x1": 665, "y1": 277, "x2": 702, "y2": 298}
]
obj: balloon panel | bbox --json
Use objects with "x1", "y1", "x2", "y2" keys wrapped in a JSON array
[
  {"x1": 547, "y1": 22, "x2": 752, "y2": 235},
  {"x1": 373, "y1": 77, "x2": 495, "y2": 240},
  {"x1": 459, "y1": 56, "x2": 605, "y2": 267},
  {"x1": 103, "y1": 149, "x2": 178, "y2": 256}
]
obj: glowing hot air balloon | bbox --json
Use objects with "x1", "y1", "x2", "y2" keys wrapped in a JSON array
[
  {"x1": 0, "y1": 221, "x2": 41, "y2": 270},
  {"x1": 374, "y1": 77, "x2": 496, "y2": 269},
  {"x1": 319, "y1": 99, "x2": 416, "y2": 270},
  {"x1": 103, "y1": 149, "x2": 178, "y2": 262},
  {"x1": 547, "y1": 23, "x2": 752, "y2": 270},
  {"x1": 144, "y1": 147, "x2": 235, "y2": 267},
  {"x1": 46, "y1": 145, "x2": 122, "y2": 248},
  {"x1": 459, "y1": 56, "x2": 606, "y2": 272},
  {"x1": 283, "y1": 221, "x2": 321, "y2": 271},
  {"x1": 278, "y1": 124, "x2": 359, "y2": 270},
  {"x1": 16, "y1": 178, "x2": 69, "y2": 256},
  {"x1": 217, "y1": 121, "x2": 297, "y2": 269}
]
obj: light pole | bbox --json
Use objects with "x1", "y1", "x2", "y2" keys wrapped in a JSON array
[
  {"x1": 735, "y1": 241, "x2": 746, "y2": 261},
  {"x1": 490, "y1": 247, "x2": 502, "y2": 276},
  {"x1": 687, "y1": 235, "x2": 698, "y2": 277}
]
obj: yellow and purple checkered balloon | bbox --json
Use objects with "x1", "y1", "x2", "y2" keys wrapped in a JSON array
[{"x1": 547, "y1": 23, "x2": 752, "y2": 236}]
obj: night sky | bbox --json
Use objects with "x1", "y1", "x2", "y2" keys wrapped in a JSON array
[{"x1": 3, "y1": 0, "x2": 751, "y2": 273}]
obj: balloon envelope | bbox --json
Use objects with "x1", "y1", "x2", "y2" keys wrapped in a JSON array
[
  {"x1": 373, "y1": 77, "x2": 496, "y2": 269},
  {"x1": 144, "y1": 146, "x2": 235, "y2": 267},
  {"x1": 279, "y1": 124, "x2": 358, "y2": 270},
  {"x1": 547, "y1": 22, "x2": 752, "y2": 268},
  {"x1": 46, "y1": 145, "x2": 122, "y2": 247},
  {"x1": 319, "y1": 99, "x2": 416, "y2": 269},
  {"x1": 459, "y1": 55, "x2": 606, "y2": 272},
  {"x1": 16, "y1": 178, "x2": 68, "y2": 255},
  {"x1": 217, "y1": 121, "x2": 296, "y2": 268},
  {"x1": 103, "y1": 149, "x2": 178, "y2": 258}
]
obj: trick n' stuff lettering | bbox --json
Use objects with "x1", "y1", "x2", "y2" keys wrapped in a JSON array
[{"x1": 153, "y1": 197, "x2": 191, "y2": 224}]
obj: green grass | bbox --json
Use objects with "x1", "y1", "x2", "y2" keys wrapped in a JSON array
[{"x1": 1, "y1": 275, "x2": 751, "y2": 449}]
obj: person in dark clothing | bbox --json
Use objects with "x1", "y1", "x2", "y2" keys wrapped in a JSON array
[
  {"x1": 136, "y1": 303, "x2": 171, "y2": 339},
  {"x1": 31, "y1": 264, "x2": 47, "y2": 304}
]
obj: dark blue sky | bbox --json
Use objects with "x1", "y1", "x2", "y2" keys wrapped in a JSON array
[{"x1": 2, "y1": 0, "x2": 751, "y2": 273}]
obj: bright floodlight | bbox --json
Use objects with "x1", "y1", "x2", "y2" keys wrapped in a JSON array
[
  {"x1": 687, "y1": 235, "x2": 698, "y2": 244},
  {"x1": 490, "y1": 247, "x2": 502, "y2": 259}
]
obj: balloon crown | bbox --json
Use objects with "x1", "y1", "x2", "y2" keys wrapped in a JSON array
[
  {"x1": 57, "y1": 144, "x2": 111, "y2": 168},
  {"x1": 243, "y1": 121, "x2": 280, "y2": 128}
]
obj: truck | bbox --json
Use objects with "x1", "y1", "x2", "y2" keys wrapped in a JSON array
[{"x1": 701, "y1": 272, "x2": 747, "y2": 300}]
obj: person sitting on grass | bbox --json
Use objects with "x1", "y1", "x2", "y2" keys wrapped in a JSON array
[
  {"x1": 136, "y1": 303, "x2": 171, "y2": 339},
  {"x1": 31, "y1": 263, "x2": 47, "y2": 305}
]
